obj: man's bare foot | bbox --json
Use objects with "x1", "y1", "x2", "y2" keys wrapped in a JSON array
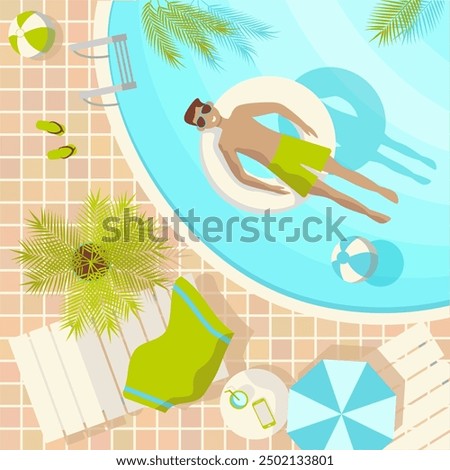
[
  {"x1": 369, "y1": 211, "x2": 391, "y2": 224},
  {"x1": 380, "y1": 187, "x2": 398, "y2": 203}
]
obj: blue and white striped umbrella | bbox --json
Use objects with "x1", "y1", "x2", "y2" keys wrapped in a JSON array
[{"x1": 288, "y1": 360, "x2": 396, "y2": 450}]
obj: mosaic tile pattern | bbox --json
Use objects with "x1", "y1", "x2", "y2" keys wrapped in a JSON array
[{"x1": 1, "y1": 0, "x2": 449, "y2": 450}]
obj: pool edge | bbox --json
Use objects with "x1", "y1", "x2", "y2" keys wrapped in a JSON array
[{"x1": 93, "y1": 0, "x2": 450, "y2": 325}]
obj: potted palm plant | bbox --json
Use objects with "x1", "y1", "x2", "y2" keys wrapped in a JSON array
[{"x1": 15, "y1": 192, "x2": 174, "y2": 338}]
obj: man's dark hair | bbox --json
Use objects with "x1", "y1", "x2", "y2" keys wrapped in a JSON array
[{"x1": 184, "y1": 98, "x2": 205, "y2": 126}]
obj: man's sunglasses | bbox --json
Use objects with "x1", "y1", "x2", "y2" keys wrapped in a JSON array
[{"x1": 196, "y1": 104, "x2": 212, "y2": 128}]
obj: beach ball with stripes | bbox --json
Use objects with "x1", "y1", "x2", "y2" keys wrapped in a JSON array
[
  {"x1": 8, "y1": 11, "x2": 55, "y2": 59},
  {"x1": 331, "y1": 236, "x2": 378, "y2": 283}
]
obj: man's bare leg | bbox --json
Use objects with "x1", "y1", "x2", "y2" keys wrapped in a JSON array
[
  {"x1": 324, "y1": 158, "x2": 398, "y2": 203},
  {"x1": 310, "y1": 179, "x2": 390, "y2": 223}
]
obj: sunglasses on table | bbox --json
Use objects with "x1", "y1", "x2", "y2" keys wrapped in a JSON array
[{"x1": 196, "y1": 103, "x2": 212, "y2": 128}]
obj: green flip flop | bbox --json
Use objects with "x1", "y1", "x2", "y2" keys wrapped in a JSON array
[
  {"x1": 36, "y1": 120, "x2": 66, "y2": 136},
  {"x1": 47, "y1": 145, "x2": 77, "y2": 160}
]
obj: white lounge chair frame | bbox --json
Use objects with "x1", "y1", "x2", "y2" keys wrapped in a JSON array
[{"x1": 367, "y1": 323, "x2": 450, "y2": 449}]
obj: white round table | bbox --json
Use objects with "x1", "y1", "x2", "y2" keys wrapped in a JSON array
[{"x1": 220, "y1": 369, "x2": 289, "y2": 440}]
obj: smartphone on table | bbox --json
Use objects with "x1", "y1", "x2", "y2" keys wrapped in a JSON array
[{"x1": 252, "y1": 398, "x2": 276, "y2": 429}]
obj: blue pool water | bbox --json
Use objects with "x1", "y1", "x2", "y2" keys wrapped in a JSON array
[{"x1": 109, "y1": 0, "x2": 449, "y2": 313}]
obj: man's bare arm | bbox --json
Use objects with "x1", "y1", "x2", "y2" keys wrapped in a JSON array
[
  {"x1": 219, "y1": 144, "x2": 288, "y2": 194},
  {"x1": 236, "y1": 102, "x2": 317, "y2": 137}
]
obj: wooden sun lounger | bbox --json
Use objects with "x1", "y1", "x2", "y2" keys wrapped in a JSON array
[
  {"x1": 367, "y1": 323, "x2": 450, "y2": 450},
  {"x1": 10, "y1": 277, "x2": 229, "y2": 443}
]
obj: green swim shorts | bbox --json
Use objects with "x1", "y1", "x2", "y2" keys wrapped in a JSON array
[{"x1": 268, "y1": 135, "x2": 331, "y2": 197}]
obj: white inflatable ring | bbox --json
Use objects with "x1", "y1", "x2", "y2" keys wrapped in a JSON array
[{"x1": 200, "y1": 76, "x2": 336, "y2": 213}]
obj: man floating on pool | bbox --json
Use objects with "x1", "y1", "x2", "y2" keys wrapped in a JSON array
[{"x1": 184, "y1": 99, "x2": 398, "y2": 223}]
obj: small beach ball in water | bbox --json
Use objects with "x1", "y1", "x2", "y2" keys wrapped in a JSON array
[
  {"x1": 9, "y1": 11, "x2": 55, "y2": 59},
  {"x1": 331, "y1": 236, "x2": 378, "y2": 283}
]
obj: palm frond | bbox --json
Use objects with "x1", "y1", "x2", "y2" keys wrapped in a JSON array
[
  {"x1": 109, "y1": 261, "x2": 172, "y2": 294},
  {"x1": 151, "y1": 2, "x2": 223, "y2": 68},
  {"x1": 167, "y1": 2, "x2": 232, "y2": 35},
  {"x1": 142, "y1": 2, "x2": 183, "y2": 68},
  {"x1": 14, "y1": 210, "x2": 79, "y2": 294},
  {"x1": 402, "y1": 0, "x2": 446, "y2": 42},
  {"x1": 104, "y1": 277, "x2": 142, "y2": 321},
  {"x1": 21, "y1": 251, "x2": 75, "y2": 294},
  {"x1": 367, "y1": 0, "x2": 423, "y2": 45},
  {"x1": 98, "y1": 277, "x2": 142, "y2": 338},
  {"x1": 99, "y1": 193, "x2": 138, "y2": 250},
  {"x1": 109, "y1": 243, "x2": 172, "y2": 287},
  {"x1": 106, "y1": 207, "x2": 170, "y2": 257},
  {"x1": 60, "y1": 276, "x2": 142, "y2": 339},
  {"x1": 61, "y1": 280, "x2": 95, "y2": 338},
  {"x1": 141, "y1": 1, "x2": 275, "y2": 68},
  {"x1": 77, "y1": 191, "x2": 113, "y2": 244},
  {"x1": 109, "y1": 269, "x2": 153, "y2": 294},
  {"x1": 86, "y1": 279, "x2": 121, "y2": 339},
  {"x1": 23, "y1": 210, "x2": 80, "y2": 252},
  {"x1": 214, "y1": 32, "x2": 256, "y2": 64},
  {"x1": 109, "y1": 193, "x2": 139, "y2": 219},
  {"x1": 207, "y1": 4, "x2": 277, "y2": 40},
  {"x1": 105, "y1": 209, "x2": 173, "y2": 294},
  {"x1": 15, "y1": 237, "x2": 71, "y2": 271}
]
